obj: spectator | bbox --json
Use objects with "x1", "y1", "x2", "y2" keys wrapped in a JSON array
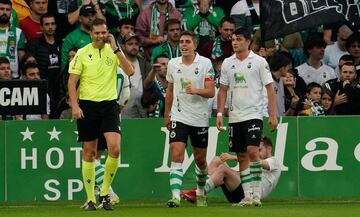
[
  {"x1": 183, "y1": 0, "x2": 224, "y2": 49},
  {"x1": 0, "y1": 56, "x2": 11, "y2": 80},
  {"x1": 61, "y1": 4, "x2": 95, "y2": 70},
  {"x1": 324, "y1": 62, "x2": 360, "y2": 115},
  {"x1": 323, "y1": 25, "x2": 353, "y2": 69},
  {"x1": 345, "y1": 33, "x2": 360, "y2": 79},
  {"x1": 47, "y1": 0, "x2": 75, "y2": 40},
  {"x1": 116, "y1": 18, "x2": 135, "y2": 46},
  {"x1": 143, "y1": 54, "x2": 169, "y2": 117},
  {"x1": 121, "y1": 32, "x2": 151, "y2": 118},
  {"x1": 18, "y1": 62, "x2": 50, "y2": 120},
  {"x1": 99, "y1": 0, "x2": 141, "y2": 36},
  {"x1": 19, "y1": 0, "x2": 47, "y2": 43},
  {"x1": 0, "y1": 0, "x2": 26, "y2": 78},
  {"x1": 173, "y1": 0, "x2": 196, "y2": 15},
  {"x1": 296, "y1": 82, "x2": 324, "y2": 116},
  {"x1": 230, "y1": 0, "x2": 259, "y2": 32},
  {"x1": 198, "y1": 16, "x2": 235, "y2": 65},
  {"x1": 67, "y1": 0, "x2": 104, "y2": 25},
  {"x1": 135, "y1": 0, "x2": 181, "y2": 60},
  {"x1": 281, "y1": 70, "x2": 304, "y2": 114},
  {"x1": 151, "y1": 18, "x2": 181, "y2": 63},
  {"x1": 296, "y1": 35, "x2": 336, "y2": 85},
  {"x1": 267, "y1": 52, "x2": 293, "y2": 116},
  {"x1": 321, "y1": 88, "x2": 334, "y2": 115},
  {"x1": 28, "y1": 13, "x2": 61, "y2": 118},
  {"x1": 0, "y1": 57, "x2": 15, "y2": 120},
  {"x1": 11, "y1": 0, "x2": 30, "y2": 21}
]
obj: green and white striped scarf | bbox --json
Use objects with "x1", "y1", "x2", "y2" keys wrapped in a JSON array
[{"x1": 150, "y1": 4, "x2": 169, "y2": 38}]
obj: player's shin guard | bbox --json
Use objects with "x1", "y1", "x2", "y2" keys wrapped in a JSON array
[
  {"x1": 170, "y1": 162, "x2": 183, "y2": 200},
  {"x1": 195, "y1": 164, "x2": 208, "y2": 196},
  {"x1": 82, "y1": 160, "x2": 96, "y2": 203},
  {"x1": 100, "y1": 155, "x2": 119, "y2": 197},
  {"x1": 240, "y1": 168, "x2": 253, "y2": 199},
  {"x1": 250, "y1": 161, "x2": 262, "y2": 200}
]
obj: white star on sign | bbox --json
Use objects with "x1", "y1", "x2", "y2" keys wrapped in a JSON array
[
  {"x1": 20, "y1": 127, "x2": 35, "y2": 141},
  {"x1": 47, "y1": 127, "x2": 62, "y2": 141}
]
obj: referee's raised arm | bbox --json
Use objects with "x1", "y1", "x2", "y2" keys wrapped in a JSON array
[{"x1": 107, "y1": 33, "x2": 134, "y2": 76}]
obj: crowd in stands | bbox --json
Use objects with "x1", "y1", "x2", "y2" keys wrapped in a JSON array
[{"x1": 0, "y1": 0, "x2": 360, "y2": 121}]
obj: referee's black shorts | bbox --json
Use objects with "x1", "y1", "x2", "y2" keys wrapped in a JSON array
[{"x1": 77, "y1": 100, "x2": 120, "y2": 142}]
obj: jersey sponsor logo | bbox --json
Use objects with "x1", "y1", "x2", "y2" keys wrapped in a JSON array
[
  {"x1": 234, "y1": 73, "x2": 246, "y2": 85},
  {"x1": 180, "y1": 77, "x2": 192, "y2": 93},
  {"x1": 248, "y1": 124, "x2": 261, "y2": 133}
]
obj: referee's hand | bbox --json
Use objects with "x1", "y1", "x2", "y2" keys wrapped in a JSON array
[{"x1": 72, "y1": 105, "x2": 84, "y2": 119}]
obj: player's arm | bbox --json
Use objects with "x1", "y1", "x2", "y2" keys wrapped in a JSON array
[
  {"x1": 265, "y1": 82, "x2": 278, "y2": 131},
  {"x1": 261, "y1": 159, "x2": 271, "y2": 170},
  {"x1": 185, "y1": 79, "x2": 215, "y2": 98},
  {"x1": 108, "y1": 34, "x2": 134, "y2": 76},
  {"x1": 216, "y1": 84, "x2": 228, "y2": 131},
  {"x1": 164, "y1": 82, "x2": 174, "y2": 130}
]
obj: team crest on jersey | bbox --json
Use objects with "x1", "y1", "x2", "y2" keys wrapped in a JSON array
[
  {"x1": 231, "y1": 65, "x2": 235, "y2": 69},
  {"x1": 194, "y1": 67, "x2": 199, "y2": 74},
  {"x1": 170, "y1": 131, "x2": 176, "y2": 138},
  {"x1": 247, "y1": 62, "x2": 252, "y2": 69},
  {"x1": 105, "y1": 57, "x2": 113, "y2": 66},
  {"x1": 177, "y1": 69, "x2": 181, "y2": 73}
]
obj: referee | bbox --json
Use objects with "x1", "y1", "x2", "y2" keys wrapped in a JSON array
[{"x1": 68, "y1": 18, "x2": 134, "y2": 211}]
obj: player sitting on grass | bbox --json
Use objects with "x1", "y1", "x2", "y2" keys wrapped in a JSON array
[{"x1": 181, "y1": 136, "x2": 281, "y2": 206}]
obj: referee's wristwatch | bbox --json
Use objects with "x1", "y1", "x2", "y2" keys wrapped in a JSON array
[{"x1": 113, "y1": 47, "x2": 121, "y2": 54}]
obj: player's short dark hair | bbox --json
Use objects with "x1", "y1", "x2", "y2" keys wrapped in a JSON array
[
  {"x1": 0, "y1": 0, "x2": 12, "y2": 5},
  {"x1": 40, "y1": 13, "x2": 55, "y2": 26},
  {"x1": 22, "y1": 62, "x2": 39, "y2": 76},
  {"x1": 233, "y1": 27, "x2": 251, "y2": 40},
  {"x1": 306, "y1": 82, "x2": 322, "y2": 94},
  {"x1": 90, "y1": 18, "x2": 107, "y2": 31},
  {"x1": 220, "y1": 16, "x2": 235, "y2": 28},
  {"x1": 0, "y1": 57, "x2": 10, "y2": 65},
  {"x1": 141, "y1": 85, "x2": 160, "y2": 108},
  {"x1": 118, "y1": 17, "x2": 134, "y2": 29},
  {"x1": 180, "y1": 30, "x2": 197, "y2": 45},
  {"x1": 261, "y1": 136, "x2": 273, "y2": 148},
  {"x1": 164, "y1": 19, "x2": 181, "y2": 32}
]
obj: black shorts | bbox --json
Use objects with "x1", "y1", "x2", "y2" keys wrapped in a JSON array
[
  {"x1": 97, "y1": 129, "x2": 122, "y2": 151},
  {"x1": 221, "y1": 184, "x2": 244, "y2": 203},
  {"x1": 228, "y1": 119, "x2": 263, "y2": 153},
  {"x1": 77, "y1": 100, "x2": 120, "y2": 142},
  {"x1": 168, "y1": 121, "x2": 208, "y2": 148}
]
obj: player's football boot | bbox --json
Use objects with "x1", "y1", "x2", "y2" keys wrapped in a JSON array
[
  {"x1": 98, "y1": 195, "x2": 113, "y2": 210},
  {"x1": 167, "y1": 198, "x2": 180, "y2": 208},
  {"x1": 180, "y1": 189, "x2": 196, "y2": 203},
  {"x1": 196, "y1": 195, "x2": 208, "y2": 207},
  {"x1": 83, "y1": 201, "x2": 96, "y2": 211},
  {"x1": 234, "y1": 197, "x2": 253, "y2": 207}
]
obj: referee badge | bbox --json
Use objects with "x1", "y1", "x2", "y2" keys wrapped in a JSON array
[
  {"x1": 105, "y1": 57, "x2": 113, "y2": 66},
  {"x1": 170, "y1": 131, "x2": 176, "y2": 138}
]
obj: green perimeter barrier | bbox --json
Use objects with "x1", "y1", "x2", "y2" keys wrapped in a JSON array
[{"x1": 1, "y1": 117, "x2": 360, "y2": 201}]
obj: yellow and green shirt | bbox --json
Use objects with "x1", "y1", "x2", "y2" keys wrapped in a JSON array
[{"x1": 69, "y1": 43, "x2": 120, "y2": 102}]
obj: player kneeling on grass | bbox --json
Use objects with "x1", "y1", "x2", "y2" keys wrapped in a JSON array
[{"x1": 181, "y1": 136, "x2": 281, "y2": 206}]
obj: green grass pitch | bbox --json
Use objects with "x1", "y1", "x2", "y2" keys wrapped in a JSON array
[{"x1": 1, "y1": 200, "x2": 360, "y2": 217}]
